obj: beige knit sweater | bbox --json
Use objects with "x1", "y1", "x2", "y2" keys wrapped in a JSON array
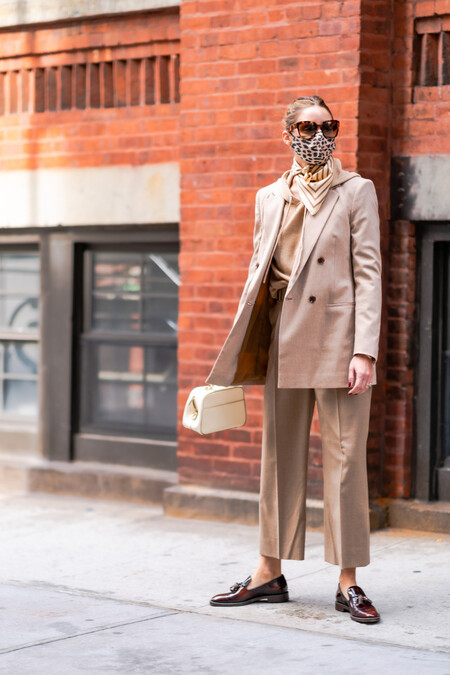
[{"x1": 268, "y1": 173, "x2": 305, "y2": 298}]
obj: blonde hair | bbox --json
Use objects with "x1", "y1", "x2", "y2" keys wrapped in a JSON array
[{"x1": 283, "y1": 95, "x2": 333, "y2": 129}]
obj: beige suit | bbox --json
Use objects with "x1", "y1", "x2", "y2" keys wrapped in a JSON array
[{"x1": 207, "y1": 158, "x2": 382, "y2": 567}]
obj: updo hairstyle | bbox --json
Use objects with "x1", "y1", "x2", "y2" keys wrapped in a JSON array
[{"x1": 282, "y1": 95, "x2": 333, "y2": 129}]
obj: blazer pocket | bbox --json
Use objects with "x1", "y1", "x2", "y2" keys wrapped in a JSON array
[{"x1": 326, "y1": 301, "x2": 355, "y2": 307}]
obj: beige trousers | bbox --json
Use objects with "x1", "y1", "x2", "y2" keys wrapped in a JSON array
[{"x1": 259, "y1": 298, "x2": 372, "y2": 568}]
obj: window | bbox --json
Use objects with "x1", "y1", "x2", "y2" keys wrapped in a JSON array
[
  {"x1": 0, "y1": 250, "x2": 40, "y2": 419},
  {"x1": 414, "y1": 16, "x2": 450, "y2": 87},
  {"x1": 78, "y1": 248, "x2": 179, "y2": 441}
]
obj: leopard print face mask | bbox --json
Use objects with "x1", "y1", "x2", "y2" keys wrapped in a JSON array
[{"x1": 289, "y1": 129, "x2": 336, "y2": 165}]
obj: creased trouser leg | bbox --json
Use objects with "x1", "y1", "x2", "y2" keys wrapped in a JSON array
[
  {"x1": 259, "y1": 300, "x2": 315, "y2": 560},
  {"x1": 315, "y1": 387, "x2": 372, "y2": 568},
  {"x1": 258, "y1": 301, "x2": 372, "y2": 566}
]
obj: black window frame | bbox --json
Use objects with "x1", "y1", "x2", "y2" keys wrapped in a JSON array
[{"x1": 40, "y1": 225, "x2": 179, "y2": 471}]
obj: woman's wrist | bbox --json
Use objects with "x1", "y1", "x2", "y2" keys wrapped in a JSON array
[{"x1": 354, "y1": 353, "x2": 376, "y2": 364}]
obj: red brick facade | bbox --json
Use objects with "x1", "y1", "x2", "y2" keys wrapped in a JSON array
[
  {"x1": 385, "y1": 0, "x2": 450, "y2": 496},
  {"x1": 0, "y1": 10, "x2": 180, "y2": 172},
  {"x1": 177, "y1": 0, "x2": 450, "y2": 501}
]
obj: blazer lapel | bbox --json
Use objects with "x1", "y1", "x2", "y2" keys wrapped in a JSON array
[
  {"x1": 260, "y1": 193, "x2": 285, "y2": 284},
  {"x1": 288, "y1": 189, "x2": 339, "y2": 289}
]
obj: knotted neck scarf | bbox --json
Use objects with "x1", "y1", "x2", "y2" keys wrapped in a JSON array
[{"x1": 290, "y1": 157, "x2": 334, "y2": 215}]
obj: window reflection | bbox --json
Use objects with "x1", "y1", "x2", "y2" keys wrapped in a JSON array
[
  {"x1": 4, "y1": 380, "x2": 38, "y2": 417},
  {"x1": 0, "y1": 254, "x2": 40, "y2": 333},
  {"x1": 0, "y1": 252, "x2": 40, "y2": 419},
  {"x1": 81, "y1": 343, "x2": 176, "y2": 433},
  {"x1": 91, "y1": 252, "x2": 179, "y2": 334},
  {"x1": 81, "y1": 248, "x2": 178, "y2": 439}
]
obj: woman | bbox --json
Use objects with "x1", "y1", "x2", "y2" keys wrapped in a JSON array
[{"x1": 206, "y1": 95, "x2": 382, "y2": 624}]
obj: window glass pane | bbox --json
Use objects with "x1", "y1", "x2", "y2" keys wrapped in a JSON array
[
  {"x1": 142, "y1": 295, "x2": 178, "y2": 334},
  {"x1": 0, "y1": 254, "x2": 40, "y2": 333},
  {"x1": 0, "y1": 296, "x2": 39, "y2": 333},
  {"x1": 143, "y1": 253, "x2": 179, "y2": 334},
  {"x1": 4, "y1": 380, "x2": 38, "y2": 417},
  {"x1": 92, "y1": 295, "x2": 140, "y2": 332},
  {"x1": 93, "y1": 253, "x2": 142, "y2": 293},
  {"x1": 4, "y1": 342, "x2": 38, "y2": 375},
  {"x1": 90, "y1": 251, "x2": 179, "y2": 334},
  {"x1": 0, "y1": 251, "x2": 40, "y2": 420},
  {"x1": 81, "y1": 341, "x2": 177, "y2": 436},
  {"x1": 91, "y1": 252, "x2": 141, "y2": 332}
]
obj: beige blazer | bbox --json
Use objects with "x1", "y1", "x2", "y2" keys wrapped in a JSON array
[{"x1": 207, "y1": 160, "x2": 382, "y2": 388}]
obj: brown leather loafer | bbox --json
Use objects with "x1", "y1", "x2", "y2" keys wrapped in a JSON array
[
  {"x1": 335, "y1": 585, "x2": 380, "y2": 623},
  {"x1": 210, "y1": 574, "x2": 289, "y2": 607}
]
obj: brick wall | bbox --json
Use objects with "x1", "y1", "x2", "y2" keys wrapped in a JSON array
[
  {"x1": 177, "y1": 0, "x2": 388, "y2": 494},
  {"x1": 357, "y1": 0, "x2": 394, "y2": 497},
  {"x1": 385, "y1": 0, "x2": 450, "y2": 496},
  {"x1": 392, "y1": 0, "x2": 450, "y2": 157},
  {"x1": 0, "y1": 9, "x2": 180, "y2": 171},
  {"x1": 384, "y1": 220, "x2": 416, "y2": 497}
]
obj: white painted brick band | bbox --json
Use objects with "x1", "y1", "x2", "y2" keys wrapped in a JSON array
[
  {"x1": 0, "y1": 0, "x2": 179, "y2": 28},
  {"x1": 0, "y1": 162, "x2": 180, "y2": 227}
]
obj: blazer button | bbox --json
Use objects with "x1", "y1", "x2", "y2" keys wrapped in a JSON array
[
  {"x1": 309, "y1": 296, "x2": 316, "y2": 303},
  {"x1": 317, "y1": 257, "x2": 325, "y2": 264},
  {"x1": 247, "y1": 301, "x2": 253, "y2": 306},
  {"x1": 255, "y1": 262, "x2": 260, "y2": 268}
]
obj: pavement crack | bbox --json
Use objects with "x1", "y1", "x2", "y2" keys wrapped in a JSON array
[
  {"x1": 3, "y1": 580, "x2": 162, "y2": 609},
  {"x1": 0, "y1": 610, "x2": 179, "y2": 656}
]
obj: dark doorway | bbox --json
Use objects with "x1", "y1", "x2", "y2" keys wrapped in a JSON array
[
  {"x1": 434, "y1": 243, "x2": 450, "y2": 499},
  {"x1": 416, "y1": 225, "x2": 450, "y2": 500}
]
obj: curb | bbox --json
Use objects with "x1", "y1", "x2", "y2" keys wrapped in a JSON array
[{"x1": 163, "y1": 483, "x2": 387, "y2": 531}]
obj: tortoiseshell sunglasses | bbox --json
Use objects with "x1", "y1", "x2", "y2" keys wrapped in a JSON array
[{"x1": 288, "y1": 119, "x2": 340, "y2": 139}]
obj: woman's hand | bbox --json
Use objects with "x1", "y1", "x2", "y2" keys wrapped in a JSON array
[{"x1": 348, "y1": 354, "x2": 374, "y2": 395}]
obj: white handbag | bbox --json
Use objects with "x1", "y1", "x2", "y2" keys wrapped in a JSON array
[{"x1": 182, "y1": 385, "x2": 247, "y2": 435}]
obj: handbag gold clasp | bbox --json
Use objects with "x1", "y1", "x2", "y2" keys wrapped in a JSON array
[{"x1": 191, "y1": 397, "x2": 198, "y2": 420}]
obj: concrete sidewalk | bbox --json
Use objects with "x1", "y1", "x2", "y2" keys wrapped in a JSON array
[{"x1": 0, "y1": 493, "x2": 448, "y2": 674}]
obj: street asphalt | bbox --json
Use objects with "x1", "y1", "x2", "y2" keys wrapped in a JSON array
[{"x1": 0, "y1": 492, "x2": 448, "y2": 674}]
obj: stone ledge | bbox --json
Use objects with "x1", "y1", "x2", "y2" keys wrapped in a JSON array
[
  {"x1": 2, "y1": 456, "x2": 448, "y2": 535},
  {"x1": 0, "y1": 459, "x2": 35, "y2": 493},
  {"x1": 163, "y1": 484, "x2": 387, "y2": 531},
  {"x1": 163, "y1": 484, "x2": 260, "y2": 525},
  {"x1": 28, "y1": 461, "x2": 177, "y2": 505},
  {"x1": 387, "y1": 499, "x2": 450, "y2": 534},
  {"x1": 0, "y1": 457, "x2": 177, "y2": 505}
]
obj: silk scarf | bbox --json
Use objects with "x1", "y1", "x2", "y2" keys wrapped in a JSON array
[{"x1": 290, "y1": 157, "x2": 334, "y2": 215}]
